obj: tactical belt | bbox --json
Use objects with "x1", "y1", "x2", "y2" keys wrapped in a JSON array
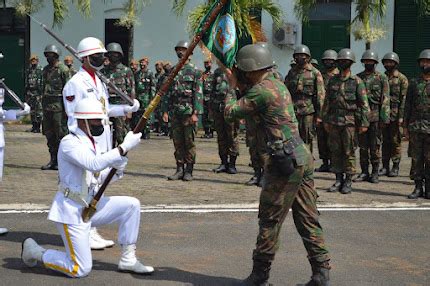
[
  {"x1": 58, "y1": 183, "x2": 89, "y2": 208},
  {"x1": 283, "y1": 134, "x2": 304, "y2": 154}
]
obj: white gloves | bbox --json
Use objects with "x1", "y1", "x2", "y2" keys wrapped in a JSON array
[
  {"x1": 119, "y1": 131, "x2": 142, "y2": 153},
  {"x1": 123, "y1": 99, "x2": 140, "y2": 113},
  {"x1": 16, "y1": 103, "x2": 31, "y2": 117},
  {"x1": 0, "y1": 109, "x2": 4, "y2": 119},
  {"x1": 112, "y1": 157, "x2": 128, "y2": 178}
]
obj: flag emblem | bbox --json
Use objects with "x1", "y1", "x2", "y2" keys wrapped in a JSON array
[{"x1": 213, "y1": 14, "x2": 236, "y2": 55}]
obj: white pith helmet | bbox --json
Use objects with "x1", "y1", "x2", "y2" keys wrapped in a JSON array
[
  {"x1": 74, "y1": 98, "x2": 106, "y2": 120},
  {"x1": 76, "y1": 37, "x2": 107, "y2": 58}
]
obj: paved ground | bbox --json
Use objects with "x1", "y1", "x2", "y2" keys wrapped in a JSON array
[
  {"x1": 1, "y1": 124, "x2": 429, "y2": 208},
  {"x1": 0, "y1": 211, "x2": 429, "y2": 286}
]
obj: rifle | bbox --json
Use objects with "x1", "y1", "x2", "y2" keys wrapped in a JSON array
[
  {"x1": 82, "y1": 0, "x2": 229, "y2": 222},
  {"x1": 0, "y1": 78, "x2": 26, "y2": 109},
  {"x1": 27, "y1": 14, "x2": 134, "y2": 106}
]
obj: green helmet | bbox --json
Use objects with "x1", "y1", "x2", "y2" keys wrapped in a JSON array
[
  {"x1": 44, "y1": 44, "x2": 61, "y2": 57},
  {"x1": 311, "y1": 59, "x2": 319, "y2": 66},
  {"x1": 236, "y1": 44, "x2": 275, "y2": 72},
  {"x1": 106, "y1": 42, "x2": 124, "y2": 56},
  {"x1": 337, "y1": 48, "x2": 356, "y2": 63},
  {"x1": 322, "y1": 49, "x2": 337, "y2": 61},
  {"x1": 361, "y1": 50, "x2": 379, "y2": 63},
  {"x1": 175, "y1": 40, "x2": 190, "y2": 50},
  {"x1": 418, "y1": 49, "x2": 430, "y2": 61},
  {"x1": 293, "y1": 44, "x2": 311, "y2": 57},
  {"x1": 382, "y1": 52, "x2": 400, "y2": 64}
]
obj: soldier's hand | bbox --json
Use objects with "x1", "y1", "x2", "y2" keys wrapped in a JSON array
[
  {"x1": 358, "y1": 127, "x2": 368, "y2": 134},
  {"x1": 403, "y1": 128, "x2": 409, "y2": 140},
  {"x1": 163, "y1": 112, "x2": 169, "y2": 123},
  {"x1": 191, "y1": 114, "x2": 198, "y2": 124}
]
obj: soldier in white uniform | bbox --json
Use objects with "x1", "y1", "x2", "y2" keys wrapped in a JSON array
[
  {"x1": 62, "y1": 37, "x2": 140, "y2": 250},
  {"x1": 21, "y1": 98, "x2": 154, "y2": 277},
  {"x1": 0, "y1": 51, "x2": 31, "y2": 235}
]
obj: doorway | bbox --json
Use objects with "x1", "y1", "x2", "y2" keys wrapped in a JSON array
[{"x1": 105, "y1": 19, "x2": 131, "y2": 64}]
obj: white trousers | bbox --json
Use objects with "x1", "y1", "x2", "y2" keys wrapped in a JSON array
[
  {"x1": 0, "y1": 147, "x2": 4, "y2": 181},
  {"x1": 42, "y1": 196, "x2": 141, "y2": 277}
]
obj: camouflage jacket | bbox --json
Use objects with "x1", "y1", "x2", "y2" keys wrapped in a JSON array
[
  {"x1": 135, "y1": 68, "x2": 155, "y2": 98},
  {"x1": 385, "y1": 70, "x2": 408, "y2": 122},
  {"x1": 201, "y1": 70, "x2": 214, "y2": 102},
  {"x1": 284, "y1": 63, "x2": 325, "y2": 118},
  {"x1": 68, "y1": 66, "x2": 77, "y2": 77},
  {"x1": 25, "y1": 65, "x2": 43, "y2": 97},
  {"x1": 101, "y1": 63, "x2": 136, "y2": 103},
  {"x1": 209, "y1": 68, "x2": 230, "y2": 113},
  {"x1": 321, "y1": 68, "x2": 339, "y2": 89},
  {"x1": 404, "y1": 75, "x2": 430, "y2": 134},
  {"x1": 166, "y1": 62, "x2": 203, "y2": 116},
  {"x1": 154, "y1": 71, "x2": 164, "y2": 89},
  {"x1": 322, "y1": 73, "x2": 370, "y2": 128},
  {"x1": 357, "y1": 70, "x2": 390, "y2": 123},
  {"x1": 42, "y1": 62, "x2": 70, "y2": 97}
]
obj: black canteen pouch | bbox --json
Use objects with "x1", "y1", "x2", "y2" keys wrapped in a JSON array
[{"x1": 268, "y1": 135, "x2": 304, "y2": 177}]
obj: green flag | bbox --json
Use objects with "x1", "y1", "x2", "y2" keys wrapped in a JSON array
[{"x1": 197, "y1": 0, "x2": 252, "y2": 68}]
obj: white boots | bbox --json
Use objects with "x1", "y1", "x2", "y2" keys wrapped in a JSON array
[
  {"x1": 90, "y1": 227, "x2": 115, "y2": 250},
  {"x1": 0, "y1": 227, "x2": 8, "y2": 235},
  {"x1": 118, "y1": 244, "x2": 154, "y2": 274},
  {"x1": 21, "y1": 238, "x2": 46, "y2": 267}
]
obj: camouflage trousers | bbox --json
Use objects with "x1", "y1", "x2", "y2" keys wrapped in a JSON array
[
  {"x1": 171, "y1": 115, "x2": 196, "y2": 164},
  {"x1": 328, "y1": 125, "x2": 357, "y2": 175},
  {"x1": 358, "y1": 122, "x2": 382, "y2": 166},
  {"x1": 382, "y1": 121, "x2": 402, "y2": 164},
  {"x1": 246, "y1": 124, "x2": 267, "y2": 170},
  {"x1": 111, "y1": 117, "x2": 129, "y2": 147},
  {"x1": 131, "y1": 95, "x2": 151, "y2": 135},
  {"x1": 42, "y1": 109, "x2": 68, "y2": 157},
  {"x1": 408, "y1": 132, "x2": 430, "y2": 181},
  {"x1": 202, "y1": 101, "x2": 213, "y2": 131},
  {"x1": 316, "y1": 124, "x2": 330, "y2": 160},
  {"x1": 27, "y1": 95, "x2": 43, "y2": 124},
  {"x1": 297, "y1": 115, "x2": 315, "y2": 153},
  {"x1": 212, "y1": 111, "x2": 239, "y2": 157},
  {"x1": 253, "y1": 144, "x2": 330, "y2": 267}
]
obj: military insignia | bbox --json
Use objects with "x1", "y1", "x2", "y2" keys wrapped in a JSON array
[
  {"x1": 87, "y1": 88, "x2": 94, "y2": 93},
  {"x1": 66, "y1": 95, "x2": 75, "y2": 102},
  {"x1": 213, "y1": 13, "x2": 236, "y2": 55}
]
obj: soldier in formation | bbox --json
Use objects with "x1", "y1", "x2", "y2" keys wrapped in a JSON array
[
  {"x1": 315, "y1": 49, "x2": 339, "y2": 172},
  {"x1": 25, "y1": 54, "x2": 43, "y2": 133},
  {"x1": 404, "y1": 49, "x2": 430, "y2": 199},
  {"x1": 201, "y1": 58, "x2": 214, "y2": 139},
  {"x1": 225, "y1": 43, "x2": 330, "y2": 286},
  {"x1": 379, "y1": 52, "x2": 409, "y2": 178},
  {"x1": 355, "y1": 50, "x2": 390, "y2": 184},
  {"x1": 163, "y1": 40, "x2": 202, "y2": 181},
  {"x1": 41, "y1": 44, "x2": 70, "y2": 170},
  {"x1": 158, "y1": 61, "x2": 174, "y2": 137},
  {"x1": 64, "y1": 55, "x2": 77, "y2": 77},
  {"x1": 153, "y1": 61, "x2": 165, "y2": 135},
  {"x1": 101, "y1": 42, "x2": 136, "y2": 146},
  {"x1": 133, "y1": 57, "x2": 155, "y2": 138},
  {"x1": 285, "y1": 44, "x2": 325, "y2": 152},
  {"x1": 130, "y1": 59, "x2": 139, "y2": 76},
  {"x1": 322, "y1": 49, "x2": 370, "y2": 194},
  {"x1": 211, "y1": 66, "x2": 239, "y2": 174}
]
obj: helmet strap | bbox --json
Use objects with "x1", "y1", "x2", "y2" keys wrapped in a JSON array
[{"x1": 84, "y1": 119, "x2": 93, "y2": 138}]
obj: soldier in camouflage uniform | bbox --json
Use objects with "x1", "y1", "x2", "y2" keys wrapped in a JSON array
[
  {"x1": 316, "y1": 50, "x2": 339, "y2": 172},
  {"x1": 25, "y1": 54, "x2": 43, "y2": 133},
  {"x1": 225, "y1": 44, "x2": 330, "y2": 286},
  {"x1": 322, "y1": 49, "x2": 370, "y2": 194},
  {"x1": 379, "y1": 52, "x2": 409, "y2": 177},
  {"x1": 41, "y1": 44, "x2": 70, "y2": 170},
  {"x1": 201, "y1": 59, "x2": 214, "y2": 139},
  {"x1": 404, "y1": 49, "x2": 430, "y2": 200},
  {"x1": 153, "y1": 61, "x2": 165, "y2": 134},
  {"x1": 63, "y1": 55, "x2": 77, "y2": 77},
  {"x1": 163, "y1": 41, "x2": 202, "y2": 181},
  {"x1": 132, "y1": 57, "x2": 155, "y2": 138},
  {"x1": 101, "y1": 42, "x2": 135, "y2": 146},
  {"x1": 158, "y1": 61, "x2": 173, "y2": 137},
  {"x1": 211, "y1": 67, "x2": 240, "y2": 174},
  {"x1": 130, "y1": 59, "x2": 139, "y2": 76},
  {"x1": 355, "y1": 50, "x2": 390, "y2": 184},
  {"x1": 285, "y1": 45, "x2": 325, "y2": 152}
]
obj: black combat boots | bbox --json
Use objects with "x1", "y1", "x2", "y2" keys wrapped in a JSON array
[
  {"x1": 387, "y1": 162, "x2": 400, "y2": 177},
  {"x1": 167, "y1": 163, "x2": 184, "y2": 180},
  {"x1": 340, "y1": 174, "x2": 353, "y2": 194},
  {"x1": 182, "y1": 163, "x2": 194, "y2": 181},
  {"x1": 242, "y1": 260, "x2": 272, "y2": 286},
  {"x1": 34, "y1": 122, "x2": 41, "y2": 133},
  {"x1": 305, "y1": 266, "x2": 330, "y2": 286},
  {"x1": 41, "y1": 153, "x2": 57, "y2": 170},
  {"x1": 328, "y1": 173, "x2": 343, "y2": 192},
  {"x1": 378, "y1": 161, "x2": 390, "y2": 176},
  {"x1": 354, "y1": 164, "x2": 369, "y2": 182},
  {"x1": 245, "y1": 168, "x2": 262, "y2": 186},
  {"x1": 213, "y1": 155, "x2": 228, "y2": 173},
  {"x1": 316, "y1": 159, "x2": 331, "y2": 172},
  {"x1": 407, "y1": 180, "x2": 424, "y2": 199},
  {"x1": 369, "y1": 163, "x2": 379, "y2": 184},
  {"x1": 227, "y1": 155, "x2": 237, "y2": 174}
]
